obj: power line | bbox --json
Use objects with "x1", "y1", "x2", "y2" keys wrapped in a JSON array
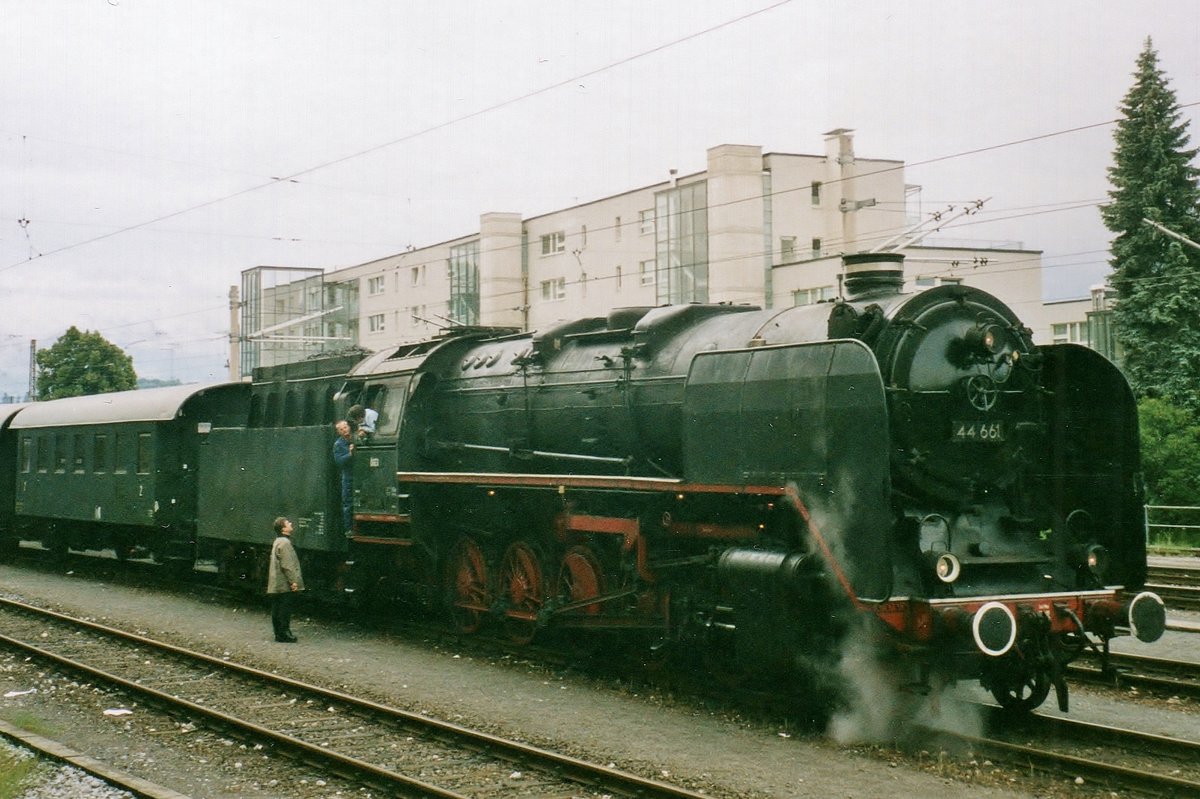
[
  {"x1": 0, "y1": 0, "x2": 796, "y2": 277},
  {"x1": 7, "y1": 52, "x2": 1193, "y2": 363}
]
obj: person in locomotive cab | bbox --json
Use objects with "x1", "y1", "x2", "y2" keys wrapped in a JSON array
[
  {"x1": 333, "y1": 420, "x2": 354, "y2": 534},
  {"x1": 267, "y1": 517, "x2": 305, "y2": 643},
  {"x1": 347, "y1": 403, "x2": 377, "y2": 440}
]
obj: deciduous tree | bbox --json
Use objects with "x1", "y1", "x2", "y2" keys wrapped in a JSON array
[{"x1": 36, "y1": 326, "x2": 137, "y2": 400}]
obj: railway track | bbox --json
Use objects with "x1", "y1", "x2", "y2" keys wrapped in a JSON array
[
  {"x1": 1147, "y1": 561, "x2": 1200, "y2": 612},
  {"x1": 914, "y1": 705, "x2": 1200, "y2": 797},
  {"x1": 0, "y1": 597, "x2": 714, "y2": 799},
  {"x1": 1070, "y1": 650, "x2": 1200, "y2": 701}
]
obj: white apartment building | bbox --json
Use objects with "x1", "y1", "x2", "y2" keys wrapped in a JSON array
[{"x1": 238, "y1": 129, "x2": 1099, "y2": 373}]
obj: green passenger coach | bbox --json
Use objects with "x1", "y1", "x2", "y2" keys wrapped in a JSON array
[{"x1": 9, "y1": 383, "x2": 248, "y2": 564}]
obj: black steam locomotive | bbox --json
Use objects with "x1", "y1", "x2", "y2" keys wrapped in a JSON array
[{"x1": 0, "y1": 253, "x2": 1165, "y2": 713}]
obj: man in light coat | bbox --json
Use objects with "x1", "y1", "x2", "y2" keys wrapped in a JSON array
[{"x1": 267, "y1": 517, "x2": 305, "y2": 642}]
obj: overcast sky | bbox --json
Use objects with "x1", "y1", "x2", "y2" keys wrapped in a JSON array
[{"x1": 1, "y1": 1, "x2": 1198, "y2": 398}]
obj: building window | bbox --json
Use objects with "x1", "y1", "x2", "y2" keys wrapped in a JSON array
[
  {"x1": 581, "y1": 225, "x2": 587, "y2": 247},
  {"x1": 655, "y1": 181, "x2": 709, "y2": 304},
  {"x1": 639, "y1": 209, "x2": 654, "y2": 235},
  {"x1": 639, "y1": 259, "x2": 656, "y2": 286},
  {"x1": 410, "y1": 265, "x2": 424, "y2": 287},
  {"x1": 541, "y1": 277, "x2": 566, "y2": 301},
  {"x1": 780, "y1": 236, "x2": 797, "y2": 263},
  {"x1": 811, "y1": 238, "x2": 822, "y2": 259},
  {"x1": 615, "y1": 266, "x2": 622, "y2": 291},
  {"x1": 540, "y1": 231, "x2": 565, "y2": 255},
  {"x1": 614, "y1": 216, "x2": 622, "y2": 242},
  {"x1": 367, "y1": 275, "x2": 385, "y2": 295},
  {"x1": 409, "y1": 305, "x2": 427, "y2": 324},
  {"x1": 1052, "y1": 321, "x2": 1086, "y2": 344},
  {"x1": 368, "y1": 313, "x2": 386, "y2": 333},
  {"x1": 794, "y1": 286, "x2": 835, "y2": 306},
  {"x1": 448, "y1": 241, "x2": 480, "y2": 325},
  {"x1": 811, "y1": 181, "x2": 822, "y2": 205}
]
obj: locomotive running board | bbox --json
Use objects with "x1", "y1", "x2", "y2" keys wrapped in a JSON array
[{"x1": 396, "y1": 470, "x2": 789, "y2": 496}]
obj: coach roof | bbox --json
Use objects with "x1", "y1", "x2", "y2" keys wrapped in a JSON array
[
  {"x1": 10, "y1": 383, "x2": 237, "y2": 428},
  {"x1": 0, "y1": 403, "x2": 29, "y2": 430}
]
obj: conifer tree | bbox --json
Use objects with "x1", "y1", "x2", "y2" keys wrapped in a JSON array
[{"x1": 1102, "y1": 38, "x2": 1200, "y2": 411}]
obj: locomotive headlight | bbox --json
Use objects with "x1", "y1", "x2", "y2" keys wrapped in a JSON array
[
  {"x1": 964, "y1": 322, "x2": 1007, "y2": 356},
  {"x1": 935, "y1": 553, "x2": 961, "y2": 583},
  {"x1": 1072, "y1": 542, "x2": 1109, "y2": 578},
  {"x1": 928, "y1": 551, "x2": 961, "y2": 584}
]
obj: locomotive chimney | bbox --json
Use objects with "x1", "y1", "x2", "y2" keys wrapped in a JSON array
[{"x1": 841, "y1": 252, "x2": 905, "y2": 298}]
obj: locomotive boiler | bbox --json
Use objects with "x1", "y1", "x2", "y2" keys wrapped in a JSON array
[{"x1": 331, "y1": 251, "x2": 1163, "y2": 712}]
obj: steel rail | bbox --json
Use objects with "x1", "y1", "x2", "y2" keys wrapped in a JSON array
[
  {"x1": 0, "y1": 630, "x2": 467, "y2": 799},
  {"x1": 0, "y1": 596, "x2": 713, "y2": 799},
  {"x1": 917, "y1": 708, "x2": 1200, "y2": 798}
]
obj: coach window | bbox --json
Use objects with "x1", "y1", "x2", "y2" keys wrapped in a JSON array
[
  {"x1": 19, "y1": 437, "x2": 32, "y2": 473},
  {"x1": 136, "y1": 433, "x2": 152, "y2": 475},
  {"x1": 55, "y1": 434, "x2": 68, "y2": 473},
  {"x1": 73, "y1": 434, "x2": 86, "y2": 472},
  {"x1": 113, "y1": 433, "x2": 128, "y2": 474},
  {"x1": 284, "y1": 390, "x2": 300, "y2": 426},
  {"x1": 302, "y1": 390, "x2": 318, "y2": 425},
  {"x1": 264, "y1": 392, "x2": 281, "y2": 427},
  {"x1": 94, "y1": 434, "x2": 109, "y2": 473}
]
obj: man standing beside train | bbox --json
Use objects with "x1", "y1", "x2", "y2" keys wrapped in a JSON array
[
  {"x1": 333, "y1": 420, "x2": 354, "y2": 535},
  {"x1": 267, "y1": 517, "x2": 304, "y2": 643}
]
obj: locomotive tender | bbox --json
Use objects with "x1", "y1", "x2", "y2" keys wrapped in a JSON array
[{"x1": 1, "y1": 253, "x2": 1165, "y2": 713}]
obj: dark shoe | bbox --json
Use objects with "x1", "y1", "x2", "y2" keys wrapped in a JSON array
[{"x1": 275, "y1": 635, "x2": 298, "y2": 643}]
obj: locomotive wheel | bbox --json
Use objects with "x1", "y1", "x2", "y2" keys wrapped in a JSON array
[
  {"x1": 989, "y1": 667, "x2": 1052, "y2": 712},
  {"x1": 447, "y1": 538, "x2": 489, "y2": 634},
  {"x1": 498, "y1": 540, "x2": 544, "y2": 645},
  {"x1": 556, "y1": 546, "x2": 604, "y2": 616}
]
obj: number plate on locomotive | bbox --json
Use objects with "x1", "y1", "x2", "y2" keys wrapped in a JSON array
[{"x1": 951, "y1": 420, "x2": 1005, "y2": 442}]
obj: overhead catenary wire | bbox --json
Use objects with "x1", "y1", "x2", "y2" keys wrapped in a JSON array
[
  {"x1": 21, "y1": 197, "x2": 1128, "y2": 361},
  {"x1": 2, "y1": 6, "x2": 1194, "y2": 377},
  {"x1": 0, "y1": 0, "x2": 797, "y2": 277}
]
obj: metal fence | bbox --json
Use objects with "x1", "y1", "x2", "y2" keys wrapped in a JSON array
[{"x1": 1144, "y1": 505, "x2": 1200, "y2": 552}]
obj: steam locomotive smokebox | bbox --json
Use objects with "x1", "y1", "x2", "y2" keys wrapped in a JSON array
[{"x1": 717, "y1": 548, "x2": 814, "y2": 672}]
